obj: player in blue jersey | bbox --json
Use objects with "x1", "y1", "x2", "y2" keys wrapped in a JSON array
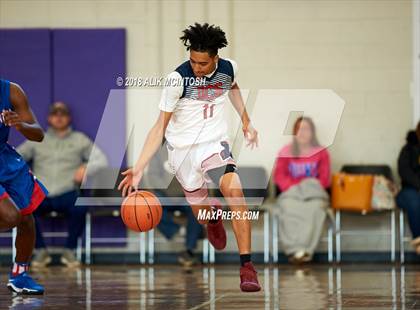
[
  {"x1": 119, "y1": 23, "x2": 261, "y2": 292},
  {"x1": 0, "y1": 79, "x2": 48, "y2": 294}
]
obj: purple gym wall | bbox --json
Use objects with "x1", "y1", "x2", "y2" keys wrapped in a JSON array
[
  {"x1": 0, "y1": 28, "x2": 126, "y2": 168},
  {"x1": 52, "y1": 29, "x2": 126, "y2": 168},
  {"x1": 0, "y1": 29, "x2": 52, "y2": 143},
  {"x1": 0, "y1": 28, "x2": 127, "y2": 247}
]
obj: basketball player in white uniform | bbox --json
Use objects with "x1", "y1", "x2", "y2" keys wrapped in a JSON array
[{"x1": 119, "y1": 23, "x2": 261, "y2": 292}]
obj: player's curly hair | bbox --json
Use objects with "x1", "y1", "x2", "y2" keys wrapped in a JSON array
[{"x1": 180, "y1": 23, "x2": 228, "y2": 56}]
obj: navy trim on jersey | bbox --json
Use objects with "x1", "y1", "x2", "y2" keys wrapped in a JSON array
[
  {"x1": 0, "y1": 79, "x2": 11, "y2": 110},
  {"x1": 175, "y1": 58, "x2": 234, "y2": 99}
]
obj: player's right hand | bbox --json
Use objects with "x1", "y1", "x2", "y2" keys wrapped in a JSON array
[{"x1": 118, "y1": 168, "x2": 143, "y2": 197}]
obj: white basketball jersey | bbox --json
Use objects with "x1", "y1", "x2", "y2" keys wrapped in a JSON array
[{"x1": 159, "y1": 58, "x2": 238, "y2": 148}]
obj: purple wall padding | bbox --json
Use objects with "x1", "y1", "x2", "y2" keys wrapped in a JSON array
[
  {"x1": 0, "y1": 29, "x2": 128, "y2": 249},
  {"x1": 0, "y1": 29, "x2": 52, "y2": 146},
  {"x1": 52, "y1": 29, "x2": 126, "y2": 168}
]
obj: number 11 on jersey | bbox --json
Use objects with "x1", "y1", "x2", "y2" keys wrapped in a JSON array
[{"x1": 203, "y1": 103, "x2": 215, "y2": 119}]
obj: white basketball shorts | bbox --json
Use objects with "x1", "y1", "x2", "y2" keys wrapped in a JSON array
[{"x1": 166, "y1": 138, "x2": 236, "y2": 204}]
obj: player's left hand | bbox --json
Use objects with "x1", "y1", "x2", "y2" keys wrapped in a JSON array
[
  {"x1": 74, "y1": 165, "x2": 87, "y2": 184},
  {"x1": 1, "y1": 109, "x2": 23, "y2": 129},
  {"x1": 243, "y1": 122, "x2": 258, "y2": 149}
]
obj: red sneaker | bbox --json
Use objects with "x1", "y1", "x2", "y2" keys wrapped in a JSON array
[
  {"x1": 240, "y1": 262, "x2": 261, "y2": 292},
  {"x1": 206, "y1": 200, "x2": 227, "y2": 250}
]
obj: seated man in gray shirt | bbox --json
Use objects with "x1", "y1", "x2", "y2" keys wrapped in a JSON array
[{"x1": 17, "y1": 102, "x2": 108, "y2": 267}]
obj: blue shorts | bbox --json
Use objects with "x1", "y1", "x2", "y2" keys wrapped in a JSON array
[{"x1": 0, "y1": 166, "x2": 48, "y2": 215}]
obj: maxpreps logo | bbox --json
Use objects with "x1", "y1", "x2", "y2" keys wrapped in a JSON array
[
  {"x1": 197, "y1": 208, "x2": 260, "y2": 221},
  {"x1": 77, "y1": 88, "x2": 346, "y2": 207}
]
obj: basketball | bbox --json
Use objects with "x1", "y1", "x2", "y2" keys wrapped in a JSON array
[{"x1": 120, "y1": 191, "x2": 162, "y2": 232}]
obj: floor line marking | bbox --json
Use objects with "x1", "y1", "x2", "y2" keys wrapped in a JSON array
[{"x1": 188, "y1": 293, "x2": 231, "y2": 310}]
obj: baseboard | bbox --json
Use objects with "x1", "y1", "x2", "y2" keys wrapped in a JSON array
[{"x1": 1, "y1": 251, "x2": 419, "y2": 266}]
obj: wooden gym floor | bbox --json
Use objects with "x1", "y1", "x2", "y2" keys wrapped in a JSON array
[{"x1": 0, "y1": 264, "x2": 418, "y2": 309}]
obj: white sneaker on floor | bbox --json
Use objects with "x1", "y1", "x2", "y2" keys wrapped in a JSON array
[
  {"x1": 289, "y1": 250, "x2": 310, "y2": 264},
  {"x1": 31, "y1": 249, "x2": 52, "y2": 268},
  {"x1": 60, "y1": 249, "x2": 81, "y2": 267}
]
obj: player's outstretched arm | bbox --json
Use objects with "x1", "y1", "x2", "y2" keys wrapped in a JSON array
[
  {"x1": 118, "y1": 111, "x2": 172, "y2": 197},
  {"x1": 3, "y1": 82, "x2": 44, "y2": 142},
  {"x1": 228, "y1": 83, "x2": 258, "y2": 149}
]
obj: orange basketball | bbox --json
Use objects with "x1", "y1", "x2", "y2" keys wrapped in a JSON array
[{"x1": 121, "y1": 191, "x2": 162, "y2": 232}]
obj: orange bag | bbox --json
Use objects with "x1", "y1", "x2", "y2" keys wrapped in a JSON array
[{"x1": 331, "y1": 173, "x2": 374, "y2": 214}]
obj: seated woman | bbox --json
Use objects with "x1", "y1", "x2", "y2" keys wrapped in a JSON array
[
  {"x1": 397, "y1": 122, "x2": 420, "y2": 254},
  {"x1": 273, "y1": 116, "x2": 331, "y2": 263}
]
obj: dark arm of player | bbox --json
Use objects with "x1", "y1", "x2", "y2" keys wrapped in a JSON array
[{"x1": 3, "y1": 83, "x2": 44, "y2": 142}]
